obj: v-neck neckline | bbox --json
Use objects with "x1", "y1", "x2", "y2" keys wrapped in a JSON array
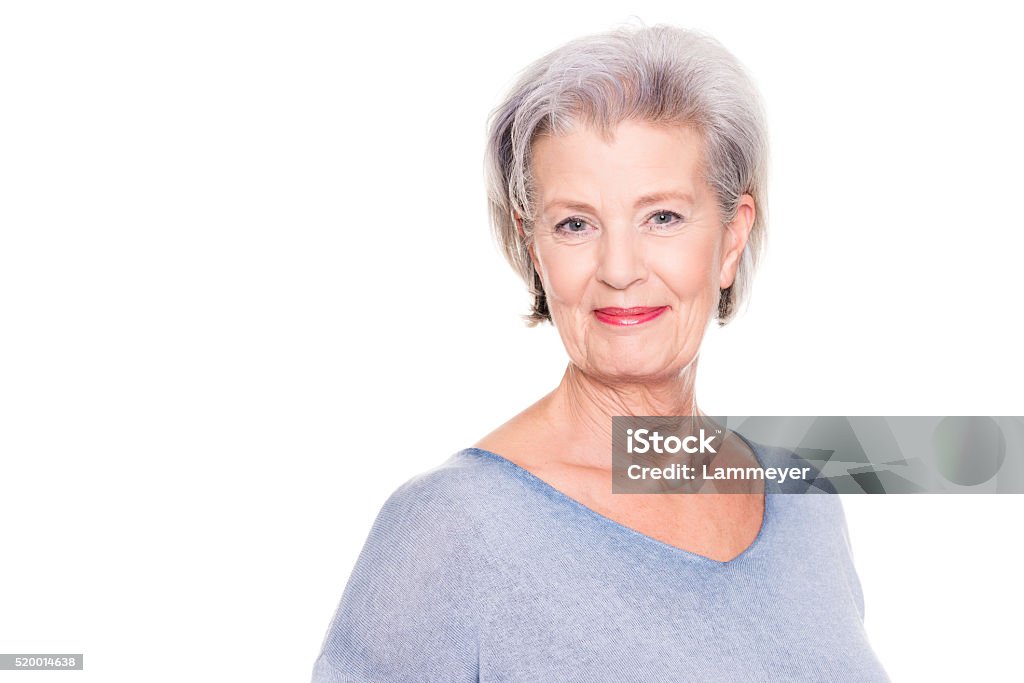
[{"x1": 460, "y1": 430, "x2": 774, "y2": 566}]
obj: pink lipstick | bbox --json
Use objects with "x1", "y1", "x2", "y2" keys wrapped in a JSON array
[{"x1": 593, "y1": 306, "x2": 669, "y2": 326}]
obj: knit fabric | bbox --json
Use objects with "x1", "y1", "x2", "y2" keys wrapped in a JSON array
[{"x1": 312, "y1": 439, "x2": 890, "y2": 682}]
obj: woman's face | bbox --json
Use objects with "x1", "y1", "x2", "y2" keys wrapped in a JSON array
[{"x1": 525, "y1": 119, "x2": 755, "y2": 383}]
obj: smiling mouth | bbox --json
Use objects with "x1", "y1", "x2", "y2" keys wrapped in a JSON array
[{"x1": 593, "y1": 306, "x2": 669, "y2": 326}]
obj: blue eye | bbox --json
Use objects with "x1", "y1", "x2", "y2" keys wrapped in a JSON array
[
  {"x1": 649, "y1": 210, "x2": 684, "y2": 228},
  {"x1": 554, "y1": 217, "x2": 593, "y2": 235}
]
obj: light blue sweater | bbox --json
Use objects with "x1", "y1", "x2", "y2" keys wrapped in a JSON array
[{"x1": 312, "y1": 439, "x2": 890, "y2": 682}]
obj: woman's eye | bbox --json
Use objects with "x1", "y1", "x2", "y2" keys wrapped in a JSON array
[
  {"x1": 554, "y1": 217, "x2": 593, "y2": 235},
  {"x1": 648, "y1": 210, "x2": 684, "y2": 229}
]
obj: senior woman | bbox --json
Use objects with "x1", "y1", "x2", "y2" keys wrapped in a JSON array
[{"x1": 312, "y1": 24, "x2": 889, "y2": 682}]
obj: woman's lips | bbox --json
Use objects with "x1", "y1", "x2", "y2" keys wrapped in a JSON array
[{"x1": 593, "y1": 306, "x2": 669, "y2": 326}]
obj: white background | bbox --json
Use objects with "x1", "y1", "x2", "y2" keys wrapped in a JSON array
[{"x1": 1, "y1": 1, "x2": 1021, "y2": 681}]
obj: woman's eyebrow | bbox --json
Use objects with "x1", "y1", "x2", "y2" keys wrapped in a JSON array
[
  {"x1": 542, "y1": 199, "x2": 597, "y2": 214},
  {"x1": 632, "y1": 190, "x2": 696, "y2": 208},
  {"x1": 543, "y1": 190, "x2": 695, "y2": 215}
]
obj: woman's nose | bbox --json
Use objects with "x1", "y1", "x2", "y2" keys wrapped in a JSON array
[{"x1": 595, "y1": 227, "x2": 648, "y2": 290}]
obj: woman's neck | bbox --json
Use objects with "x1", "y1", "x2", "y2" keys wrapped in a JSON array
[{"x1": 541, "y1": 361, "x2": 703, "y2": 469}]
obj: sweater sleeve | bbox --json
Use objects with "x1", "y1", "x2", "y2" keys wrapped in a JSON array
[{"x1": 311, "y1": 474, "x2": 481, "y2": 682}]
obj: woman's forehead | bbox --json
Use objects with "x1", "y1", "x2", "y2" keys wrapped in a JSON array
[{"x1": 531, "y1": 121, "x2": 706, "y2": 211}]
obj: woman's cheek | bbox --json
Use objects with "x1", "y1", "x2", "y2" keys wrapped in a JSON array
[
  {"x1": 648, "y1": 248, "x2": 702, "y2": 300},
  {"x1": 539, "y1": 248, "x2": 594, "y2": 312}
]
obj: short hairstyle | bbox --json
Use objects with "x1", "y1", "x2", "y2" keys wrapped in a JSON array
[{"x1": 483, "y1": 24, "x2": 769, "y2": 327}]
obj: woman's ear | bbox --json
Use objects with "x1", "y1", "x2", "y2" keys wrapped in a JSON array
[
  {"x1": 513, "y1": 211, "x2": 526, "y2": 239},
  {"x1": 514, "y1": 212, "x2": 539, "y2": 269},
  {"x1": 720, "y1": 194, "x2": 755, "y2": 289}
]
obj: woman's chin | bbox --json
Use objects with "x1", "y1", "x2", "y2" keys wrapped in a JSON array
[{"x1": 581, "y1": 355, "x2": 689, "y2": 385}]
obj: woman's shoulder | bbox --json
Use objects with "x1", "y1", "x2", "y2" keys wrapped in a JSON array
[
  {"x1": 315, "y1": 451, "x2": 502, "y2": 681},
  {"x1": 385, "y1": 447, "x2": 521, "y2": 506},
  {"x1": 335, "y1": 450, "x2": 520, "y2": 599},
  {"x1": 365, "y1": 448, "x2": 530, "y2": 541}
]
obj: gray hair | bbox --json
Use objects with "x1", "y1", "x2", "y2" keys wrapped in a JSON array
[{"x1": 483, "y1": 24, "x2": 769, "y2": 327}]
